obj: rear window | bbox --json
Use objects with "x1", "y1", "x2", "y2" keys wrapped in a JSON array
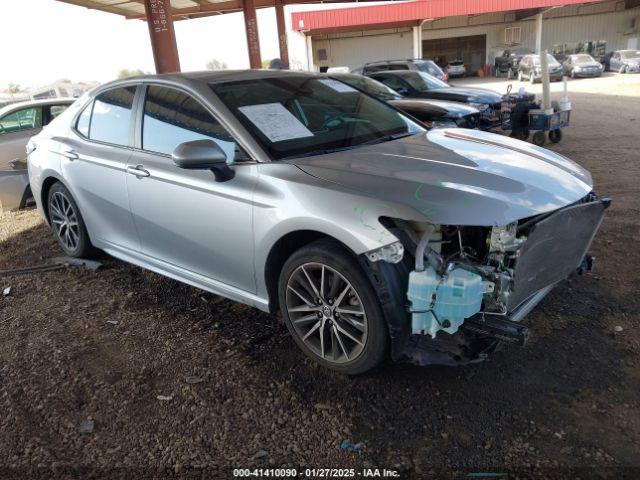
[
  {"x1": 387, "y1": 63, "x2": 410, "y2": 70},
  {"x1": 414, "y1": 60, "x2": 445, "y2": 77},
  {"x1": 88, "y1": 86, "x2": 137, "y2": 146}
]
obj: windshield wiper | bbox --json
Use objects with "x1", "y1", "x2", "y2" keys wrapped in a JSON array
[
  {"x1": 280, "y1": 132, "x2": 415, "y2": 161},
  {"x1": 360, "y1": 131, "x2": 415, "y2": 146}
]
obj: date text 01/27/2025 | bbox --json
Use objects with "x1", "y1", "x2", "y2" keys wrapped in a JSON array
[{"x1": 232, "y1": 468, "x2": 401, "y2": 478}]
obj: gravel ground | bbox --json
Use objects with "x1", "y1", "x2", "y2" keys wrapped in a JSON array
[{"x1": 1, "y1": 74, "x2": 639, "y2": 479}]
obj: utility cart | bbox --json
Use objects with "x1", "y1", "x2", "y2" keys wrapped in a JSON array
[{"x1": 502, "y1": 104, "x2": 571, "y2": 146}]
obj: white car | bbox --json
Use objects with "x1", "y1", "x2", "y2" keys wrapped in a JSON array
[
  {"x1": 0, "y1": 98, "x2": 73, "y2": 211},
  {"x1": 446, "y1": 60, "x2": 466, "y2": 78}
]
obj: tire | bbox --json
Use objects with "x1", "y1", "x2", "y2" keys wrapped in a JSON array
[
  {"x1": 47, "y1": 182, "x2": 96, "y2": 258},
  {"x1": 532, "y1": 131, "x2": 546, "y2": 146},
  {"x1": 549, "y1": 129, "x2": 563, "y2": 143},
  {"x1": 529, "y1": 72, "x2": 535, "y2": 84},
  {"x1": 624, "y1": 65, "x2": 630, "y2": 74},
  {"x1": 517, "y1": 70, "x2": 523, "y2": 82},
  {"x1": 278, "y1": 238, "x2": 388, "y2": 374},
  {"x1": 570, "y1": 70, "x2": 576, "y2": 79}
]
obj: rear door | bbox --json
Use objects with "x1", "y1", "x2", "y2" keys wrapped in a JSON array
[
  {"x1": 58, "y1": 86, "x2": 140, "y2": 251},
  {"x1": 125, "y1": 84, "x2": 257, "y2": 291}
]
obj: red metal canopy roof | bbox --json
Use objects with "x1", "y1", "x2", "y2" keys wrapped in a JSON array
[{"x1": 292, "y1": 0, "x2": 605, "y2": 33}]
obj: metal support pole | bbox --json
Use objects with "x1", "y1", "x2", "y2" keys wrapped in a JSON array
[
  {"x1": 305, "y1": 34, "x2": 315, "y2": 71},
  {"x1": 412, "y1": 26, "x2": 422, "y2": 59},
  {"x1": 243, "y1": 0, "x2": 262, "y2": 69},
  {"x1": 535, "y1": 13, "x2": 543, "y2": 54},
  {"x1": 275, "y1": 1, "x2": 289, "y2": 65},
  {"x1": 143, "y1": 0, "x2": 181, "y2": 73}
]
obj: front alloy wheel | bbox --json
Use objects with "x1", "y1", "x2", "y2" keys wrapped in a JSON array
[
  {"x1": 286, "y1": 263, "x2": 367, "y2": 363},
  {"x1": 279, "y1": 239, "x2": 388, "y2": 374}
]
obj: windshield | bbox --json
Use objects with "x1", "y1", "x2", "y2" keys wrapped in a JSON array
[
  {"x1": 403, "y1": 72, "x2": 449, "y2": 91},
  {"x1": 573, "y1": 54, "x2": 595, "y2": 63},
  {"x1": 532, "y1": 54, "x2": 560, "y2": 66},
  {"x1": 620, "y1": 50, "x2": 640, "y2": 59},
  {"x1": 333, "y1": 75, "x2": 402, "y2": 101},
  {"x1": 414, "y1": 60, "x2": 445, "y2": 77},
  {"x1": 211, "y1": 76, "x2": 423, "y2": 161}
]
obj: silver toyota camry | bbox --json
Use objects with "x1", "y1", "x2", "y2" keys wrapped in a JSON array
[{"x1": 28, "y1": 70, "x2": 608, "y2": 374}]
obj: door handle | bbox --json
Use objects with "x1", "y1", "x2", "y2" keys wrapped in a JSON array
[
  {"x1": 59, "y1": 149, "x2": 79, "y2": 161},
  {"x1": 126, "y1": 165, "x2": 150, "y2": 177}
]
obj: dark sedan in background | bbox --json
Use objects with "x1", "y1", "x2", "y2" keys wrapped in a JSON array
[
  {"x1": 562, "y1": 54, "x2": 604, "y2": 78},
  {"x1": 330, "y1": 73, "x2": 480, "y2": 129},
  {"x1": 367, "y1": 70, "x2": 506, "y2": 129}
]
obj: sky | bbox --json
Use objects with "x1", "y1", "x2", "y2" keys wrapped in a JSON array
[{"x1": 0, "y1": 0, "x2": 284, "y2": 90}]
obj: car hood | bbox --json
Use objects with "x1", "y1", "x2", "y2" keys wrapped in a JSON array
[
  {"x1": 419, "y1": 86, "x2": 504, "y2": 104},
  {"x1": 292, "y1": 129, "x2": 593, "y2": 226},
  {"x1": 388, "y1": 99, "x2": 479, "y2": 117}
]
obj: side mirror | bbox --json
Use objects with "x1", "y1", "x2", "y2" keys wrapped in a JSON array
[{"x1": 172, "y1": 139, "x2": 234, "y2": 182}]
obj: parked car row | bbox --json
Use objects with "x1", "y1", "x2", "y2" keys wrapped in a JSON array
[{"x1": 24, "y1": 69, "x2": 607, "y2": 374}]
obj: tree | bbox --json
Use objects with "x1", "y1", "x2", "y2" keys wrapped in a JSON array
[
  {"x1": 261, "y1": 59, "x2": 271, "y2": 69},
  {"x1": 116, "y1": 69, "x2": 147, "y2": 79},
  {"x1": 206, "y1": 59, "x2": 228, "y2": 71},
  {"x1": 7, "y1": 82, "x2": 21, "y2": 93}
]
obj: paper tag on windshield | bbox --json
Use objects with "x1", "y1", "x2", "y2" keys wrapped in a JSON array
[
  {"x1": 318, "y1": 79, "x2": 357, "y2": 93},
  {"x1": 238, "y1": 103, "x2": 313, "y2": 142}
]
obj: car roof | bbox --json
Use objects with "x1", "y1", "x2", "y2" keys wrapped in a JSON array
[
  {"x1": 364, "y1": 59, "x2": 434, "y2": 65},
  {"x1": 93, "y1": 69, "x2": 321, "y2": 94},
  {"x1": 0, "y1": 98, "x2": 75, "y2": 117},
  {"x1": 370, "y1": 70, "x2": 420, "y2": 77}
]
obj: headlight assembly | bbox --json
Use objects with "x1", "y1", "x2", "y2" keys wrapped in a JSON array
[{"x1": 365, "y1": 241, "x2": 404, "y2": 264}]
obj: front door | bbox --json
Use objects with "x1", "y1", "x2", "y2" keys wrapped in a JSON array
[
  {"x1": 0, "y1": 105, "x2": 43, "y2": 170},
  {"x1": 126, "y1": 85, "x2": 257, "y2": 292}
]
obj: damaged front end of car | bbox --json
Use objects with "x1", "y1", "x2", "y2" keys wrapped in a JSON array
[{"x1": 362, "y1": 193, "x2": 610, "y2": 367}]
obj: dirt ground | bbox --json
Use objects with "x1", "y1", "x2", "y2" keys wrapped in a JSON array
[{"x1": 1, "y1": 74, "x2": 639, "y2": 479}]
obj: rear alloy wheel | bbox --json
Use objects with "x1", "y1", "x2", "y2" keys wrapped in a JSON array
[
  {"x1": 48, "y1": 182, "x2": 96, "y2": 258},
  {"x1": 279, "y1": 239, "x2": 388, "y2": 374}
]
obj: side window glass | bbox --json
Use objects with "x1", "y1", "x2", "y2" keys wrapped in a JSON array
[
  {"x1": 142, "y1": 85, "x2": 236, "y2": 161},
  {"x1": 388, "y1": 63, "x2": 409, "y2": 70},
  {"x1": 0, "y1": 108, "x2": 42, "y2": 133},
  {"x1": 75, "y1": 102, "x2": 93, "y2": 138},
  {"x1": 89, "y1": 86, "x2": 136, "y2": 146}
]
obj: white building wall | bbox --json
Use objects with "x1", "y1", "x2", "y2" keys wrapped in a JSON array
[{"x1": 311, "y1": 30, "x2": 413, "y2": 71}]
